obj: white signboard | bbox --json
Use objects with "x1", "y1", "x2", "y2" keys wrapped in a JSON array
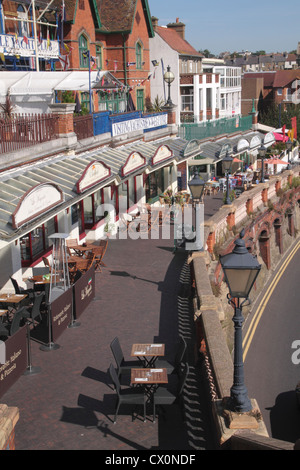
[
  {"x1": 12, "y1": 183, "x2": 63, "y2": 229},
  {"x1": 152, "y1": 145, "x2": 173, "y2": 165},
  {"x1": 112, "y1": 114, "x2": 168, "y2": 137},
  {"x1": 121, "y1": 152, "x2": 146, "y2": 176},
  {"x1": 77, "y1": 161, "x2": 111, "y2": 193},
  {"x1": 0, "y1": 34, "x2": 59, "y2": 59}
]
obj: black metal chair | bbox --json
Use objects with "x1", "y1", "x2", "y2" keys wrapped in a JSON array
[
  {"x1": 10, "y1": 276, "x2": 34, "y2": 301},
  {"x1": 152, "y1": 363, "x2": 189, "y2": 423},
  {"x1": 110, "y1": 336, "x2": 143, "y2": 378},
  {"x1": 155, "y1": 335, "x2": 187, "y2": 375},
  {"x1": 0, "y1": 306, "x2": 28, "y2": 337},
  {"x1": 22, "y1": 292, "x2": 44, "y2": 326},
  {"x1": 108, "y1": 364, "x2": 147, "y2": 424}
]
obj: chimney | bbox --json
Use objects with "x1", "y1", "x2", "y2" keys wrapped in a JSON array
[
  {"x1": 167, "y1": 18, "x2": 185, "y2": 40},
  {"x1": 151, "y1": 16, "x2": 158, "y2": 31}
]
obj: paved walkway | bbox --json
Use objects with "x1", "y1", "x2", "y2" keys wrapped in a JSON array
[{"x1": 2, "y1": 194, "x2": 223, "y2": 450}]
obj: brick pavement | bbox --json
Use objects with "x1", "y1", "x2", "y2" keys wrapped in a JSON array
[{"x1": 2, "y1": 195, "x2": 223, "y2": 450}]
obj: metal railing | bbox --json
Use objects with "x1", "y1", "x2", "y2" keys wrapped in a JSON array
[
  {"x1": 0, "y1": 113, "x2": 58, "y2": 154},
  {"x1": 179, "y1": 114, "x2": 253, "y2": 141}
]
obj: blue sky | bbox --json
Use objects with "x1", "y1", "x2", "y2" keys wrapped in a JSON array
[{"x1": 148, "y1": 0, "x2": 300, "y2": 55}]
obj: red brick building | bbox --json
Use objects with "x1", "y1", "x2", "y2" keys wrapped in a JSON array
[{"x1": 0, "y1": 0, "x2": 154, "y2": 112}]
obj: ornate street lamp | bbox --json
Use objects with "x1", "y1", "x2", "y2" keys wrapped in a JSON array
[
  {"x1": 220, "y1": 229, "x2": 261, "y2": 412},
  {"x1": 188, "y1": 169, "x2": 206, "y2": 202},
  {"x1": 222, "y1": 150, "x2": 233, "y2": 205},
  {"x1": 188, "y1": 170, "x2": 206, "y2": 250},
  {"x1": 163, "y1": 65, "x2": 175, "y2": 106},
  {"x1": 258, "y1": 143, "x2": 267, "y2": 183},
  {"x1": 286, "y1": 137, "x2": 292, "y2": 169}
]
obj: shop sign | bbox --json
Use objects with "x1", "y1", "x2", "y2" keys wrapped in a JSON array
[
  {"x1": 264, "y1": 132, "x2": 275, "y2": 146},
  {"x1": 112, "y1": 114, "x2": 168, "y2": 137},
  {"x1": 12, "y1": 183, "x2": 64, "y2": 229},
  {"x1": 73, "y1": 266, "x2": 95, "y2": 319},
  {"x1": 77, "y1": 161, "x2": 111, "y2": 193},
  {"x1": 250, "y1": 135, "x2": 261, "y2": 149},
  {"x1": 237, "y1": 138, "x2": 249, "y2": 153},
  {"x1": 180, "y1": 139, "x2": 201, "y2": 157},
  {"x1": 0, "y1": 326, "x2": 27, "y2": 399},
  {"x1": 151, "y1": 145, "x2": 173, "y2": 166},
  {"x1": 121, "y1": 152, "x2": 146, "y2": 177},
  {"x1": 0, "y1": 34, "x2": 59, "y2": 59},
  {"x1": 50, "y1": 288, "x2": 73, "y2": 343}
]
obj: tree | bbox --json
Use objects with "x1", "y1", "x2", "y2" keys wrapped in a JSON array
[{"x1": 260, "y1": 103, "x2": 300, "y2": 141}]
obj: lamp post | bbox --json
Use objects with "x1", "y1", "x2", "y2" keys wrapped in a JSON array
[
  {"x1": 220, "y1": 229, "x2": 261, "y2": 412},
  {"x1": 188, "y1": 170, "x2": 205, "y2": 250},
  {"x1": 222, "y1": 151, "x2": 233, "y2": 205},
  {"x1": 163, "y1": 65, "x2": 175, "y2": 106},
  {"x1": 286, "y1": 137, "x2": 292, "y2": 169},
  {"x1": 258, "y1": 143, "x2": 267, "y2": 183}
]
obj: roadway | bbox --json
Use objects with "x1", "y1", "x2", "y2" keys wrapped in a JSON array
[{"x1": 244, "y1": 240, "x2": 300, "y2": 444}]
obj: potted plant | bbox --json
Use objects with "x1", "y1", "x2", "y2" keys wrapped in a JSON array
[{"x1": 104, "y1": 213, "x2": 115, "y2": 237}]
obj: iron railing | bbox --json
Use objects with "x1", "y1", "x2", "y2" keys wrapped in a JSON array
[{"x1": 0, "y1": 113, "x2": 58, "y2": 154}]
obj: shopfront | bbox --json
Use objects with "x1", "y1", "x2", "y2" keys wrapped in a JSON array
[{"x1": 0, "y1": 136, "x2": 202, "y2": 292}]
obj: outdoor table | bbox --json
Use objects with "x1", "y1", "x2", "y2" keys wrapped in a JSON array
[
  {"x1": 131, "y1": 343, "x2": 165, "y2": 367},
  {"x1": 67, "y1": 243, "x2": 95, "y2": 257},
  {"x1": 0, "y1": 293, "x2": 28, "y2": 316},
  {"x1": 24, "y1": 274, "x2": 61, "y2": 285},
  {"x1": 131, "y1": 368, "x2": 168, "y2": 401}
]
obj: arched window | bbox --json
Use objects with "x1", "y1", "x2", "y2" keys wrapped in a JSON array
[
  {"x1": 136, "y1": 42, "x2": 142, "y2": 69},
  {"x1": 17, "y1": 4, "x2": 28, "y2": 37},
  {"x1": 79, "y1": 34, "x2": 89, "y2": 68}
]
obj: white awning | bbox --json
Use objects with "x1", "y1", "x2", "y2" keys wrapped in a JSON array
[{"x1": 0, "y1": 71, "x2": 125, "y2": 98}]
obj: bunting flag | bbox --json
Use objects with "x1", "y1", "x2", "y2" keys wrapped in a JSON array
[
  {"x1": 59, "y1": 53, "x2": 70, "y2": 71},
  {"x1": 288, "y1": 128, "x2": 294, "y2": 141},
  {"x1": 23, "y1": 33, "x2": 29, "y2": 45},
  {"x1": 90, "y1": 56, "x2": 97, "y2": 70},
  {"x1": 291, "y1": 116, "x2": 297, "y2": 140}
]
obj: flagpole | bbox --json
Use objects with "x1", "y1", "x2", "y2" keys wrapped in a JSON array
[
  {"x1": 88, "y1": 50, "x2": 92, "y2": 114},
  {"x1": 32, "y1": 0, "x2": 39, "y2": 71}
]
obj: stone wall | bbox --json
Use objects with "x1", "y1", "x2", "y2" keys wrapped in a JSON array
[{"x1": 190, "y1": 164, "x2": 300, "y2": 449}]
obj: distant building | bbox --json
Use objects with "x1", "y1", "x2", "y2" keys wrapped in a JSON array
[{"x1": 150, "y1": 18, "x2": 242, "y2": 124}]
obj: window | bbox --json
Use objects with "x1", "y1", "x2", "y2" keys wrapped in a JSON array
[
  {"x1": 20, "y1": 217, "x2": 57, "y2": 266},
  {"x1": 17, "y1": 5, "x2": 29, "y2": 37},
  {"x1": 277, "y1": 88, "x2": 283, "y2": 96},
  {"x1": 181, "y1": 87, "x2": 194, "y2": 112},
  {"x1": 98, "y1": 90, "x2": 126, "y2": 113},
  {"x1": 81, "y1": 92, "x2": 90, "y2": 111},
  {"x1": 145, "y1": 169, "x2": 165, "y2": 202},
  {"x1": 96, "y1": 44, "x2": 102, "y2": 70},
  {"x1": 136, "y1": 42, "x2": 142, "y2": 69},
  {"x1": 79, "y1": 34, "x2": 89, "y2": 68}
]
